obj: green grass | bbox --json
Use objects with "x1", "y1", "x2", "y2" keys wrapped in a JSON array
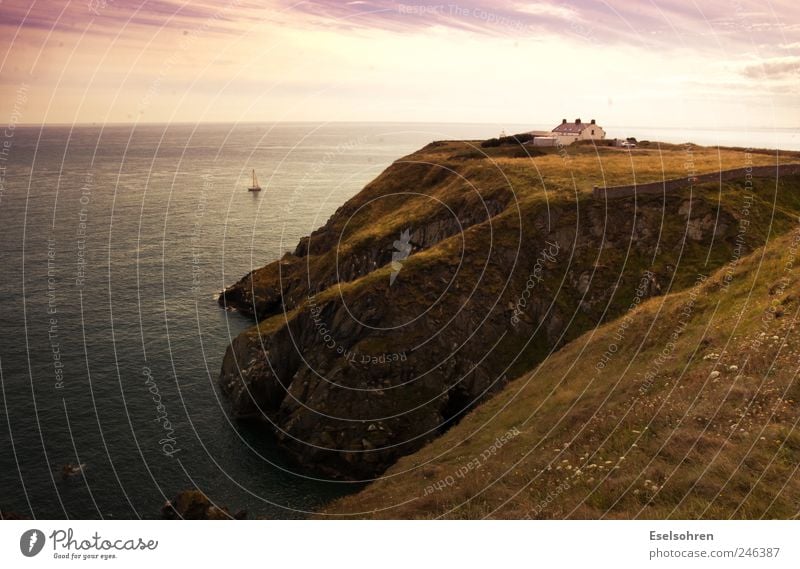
[
  {"x1": 226, "y1": 139, "x2": 800, "y2": 517},
  {"x1": 320, "y1": 226, "x2": 800, "y2": 518}
]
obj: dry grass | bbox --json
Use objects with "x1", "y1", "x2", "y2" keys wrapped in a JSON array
[
  {"x1": 320, "y1": 226, "x2": 800, "y2": 519},
  {"x1": 417, "y1": 140, "x2": 790, "y2": 199},
  {"x1": 232, "y1": 138, "x2": 800, "y2": 519}
]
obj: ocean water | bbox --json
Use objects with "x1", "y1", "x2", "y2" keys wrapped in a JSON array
[
  {"x1": 1, "y1": 121, "x2": 795, "y2": 520},
  {"x1": 605, "y1": 125, "x2": 800, "y2": 151},
  {"x1": 0, "y1": 122, "x2": 504, "y2": 520}
]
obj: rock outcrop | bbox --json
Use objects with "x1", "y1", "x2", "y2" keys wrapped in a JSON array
[
  {"x1": 161, "y1": 490, "x2": 246, "y2": 520},
  {"x1": 217, "y1": 141, "x2": 790, "y2": 480}
]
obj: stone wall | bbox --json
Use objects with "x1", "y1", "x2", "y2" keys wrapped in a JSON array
[{"x1": 593, "y1": 164, "x2": 800, "y2": 200}]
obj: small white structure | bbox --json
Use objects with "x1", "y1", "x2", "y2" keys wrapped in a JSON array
[
  {"x1": 532, "y1": 137, "x2": 557, "y2": 147},
  {"x1": 551, "y1": 118, "x2": 605, "y2": 146}
]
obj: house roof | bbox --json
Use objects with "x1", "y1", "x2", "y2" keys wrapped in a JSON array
[
  {"x1": 552, "y1": 119, "x2": 601, "y2": 134},
  {"x1": 553, "y1": 122, "x2": 597, "y2": 134},
  {"x1": 553, "y1": 122, "x2": 588, "y2": 134}
]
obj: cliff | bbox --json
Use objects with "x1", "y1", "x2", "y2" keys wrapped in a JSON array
[
  {"x1": 323, "y1": 226, "x2": 800, "y2": 518},
  {"x1": 218, "y1": 139, "x2": 800, "y2": 480}
]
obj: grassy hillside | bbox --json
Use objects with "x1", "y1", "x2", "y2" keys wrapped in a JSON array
[
  {"x1": 322, "y1": 225, "x2": 800, "y2": 518},
  {"x1": 218, "y1": 136, "x2": 800, "y2": 487},
  {"x1": 222, "y1": 141, "x2": 794, "y2": 320}
]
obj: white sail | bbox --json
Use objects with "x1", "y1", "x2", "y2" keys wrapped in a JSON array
[{"x1": 248, "y1": 168, "x2": 261, "y2": 191}]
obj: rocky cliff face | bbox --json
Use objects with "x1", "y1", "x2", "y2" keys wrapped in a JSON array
[
  {"x1": 218, "y1": 159, "x2": 510, "y2": 320},
  {"x1": 218, "y1": 141, "x2": 776, "y2": 480}
]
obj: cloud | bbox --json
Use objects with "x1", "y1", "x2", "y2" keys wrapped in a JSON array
[
  {"x1": 4, "y1": 0, "x2": 798, "y2": 51},
  {"x1": 264, "y1": 0, "x2": 800, "y2": 53},
  {"x1": 515, "y1": 2, "x2": 579, "y2": 20},
  {"x1": 0, "y1": 0, "x2": 247, "y2": 36},
  {"x1": 1, "y1": 0, "x2": 798, "y2": 126},
  {"x1": 742, "y1": 56, "x2": 800, "y2": 79},
  {"x1": 275, "y1": 0, "x2": 590, "y2": 37}
]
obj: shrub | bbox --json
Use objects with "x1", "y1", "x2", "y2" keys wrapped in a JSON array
[{"x1": 481, "y1": 133, "x2": 534, "y2": 148}]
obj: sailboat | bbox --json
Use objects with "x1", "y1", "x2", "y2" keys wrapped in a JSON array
[{"x1": 247, "y1": 169, "x2": 262, "y2": 192}]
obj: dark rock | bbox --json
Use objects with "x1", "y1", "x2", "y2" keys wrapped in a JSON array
[
  {"x1": 161, "y1": 490, "x2": 246, "y2": 520},
  {"x1": 0, "y1": 509, "x2": 30, "y2": 520}
]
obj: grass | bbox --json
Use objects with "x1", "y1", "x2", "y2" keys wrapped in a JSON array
[
  {"x1": 300, "y1": 140, "x2": 800, "y2": 516},
  {"x1": 319, "y1": 225, "x2": 800, "y2": 518},
  {"x1": 412, "y1": 140, "x2": 791, "y2": 197},
  {"x1": 224, "y1": 138, "x2": 800, "y2": 514},
  {"x1": 240, "y1": 141, "x2": 795, "y2": 312}
]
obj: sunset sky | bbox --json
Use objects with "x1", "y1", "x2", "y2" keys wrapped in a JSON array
[{"x1": 0, "y1": 0, "x2": 798, "y2": 127}]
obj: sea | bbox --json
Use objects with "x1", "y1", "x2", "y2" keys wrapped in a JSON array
[{"x1": 0, "y1": 122, "x2": 797, "y2": 520}]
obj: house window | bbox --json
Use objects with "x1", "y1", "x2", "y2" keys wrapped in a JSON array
[{"x1": 591, "y1": 129, "x2": 595, "y2": 135}]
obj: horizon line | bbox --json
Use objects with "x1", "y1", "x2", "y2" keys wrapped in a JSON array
[{"x1": 9, "y1": 120, "x2": 800, "y2": 132}]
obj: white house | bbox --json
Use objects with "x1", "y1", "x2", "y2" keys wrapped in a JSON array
[{"x1": 551, "y1": 118, "x2": 606, "y2": 145}]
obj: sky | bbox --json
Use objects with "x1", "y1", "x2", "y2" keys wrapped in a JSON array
[{"x1": 0, "y1": 0, "x2": 798, "y2": 128}]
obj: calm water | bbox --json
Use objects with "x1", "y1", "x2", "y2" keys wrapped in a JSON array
[
  {"x1": 1, "y1": 122, "x2": 795, "y2": 520},
  {"x1": 607, "y1": 125, "x2": 800, "y2": 151}
]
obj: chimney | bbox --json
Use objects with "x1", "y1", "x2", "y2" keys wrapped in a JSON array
[
  {"x1": 590, "y1": 119, "x2": 596, "y2": 124},
  {"x1": 575, "y1": 118, "x2": 581, "y2": 124},
  {"x1": 562, "y1": 118, "x2": 567, "y2": 124}
]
